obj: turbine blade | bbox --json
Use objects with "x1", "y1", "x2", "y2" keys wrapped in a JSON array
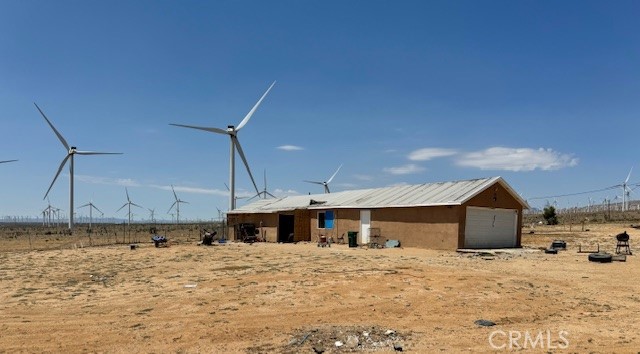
[
  {"x1": 303, "y1": 180, "x2": 324, "y2": 185},
  {"x1": 125, "y1": 188, "x2": 130, "y2": 201},
  {"x1": 75, "y1": 151, "x2": 123, "y2": 155},
  {"x1": 131, "y1": 202, "x2": 142, "y2": 209},
  {"x1": 266, "y1": 191, "x2": 277, "y2": 198},
  {"x1": 247, "y1": 193, "x2": 260, "y2": 202},
  {"x1": 626, "y1": 167, "x2": 633, "y2": 183},
  {"x1": 78, "y1": 203, "x2": 90, "y2": 208},
  {"x1": 116, "y1": 203, "x2": 127, "y2": 212},
  {"x1": 34, "y1": 103, "x2": 70, "y2": 150},
  {"x1": 180, "y1": 200, "x2": 190, "y2": 204},
  {"x1": 224, "y1": 182, "x2": 230, "y2": 191},
  {"x1": 169, "y1": 123, "x2": 228, "y2": 135},
  {"x1": 327, "y1": 164, "x2": 343, "y2": 184},
  {"x1": 44, "y1": 154, "x2": 70, "y2": 199},
  {"x1": 93, "y1": 205, "x2": 103, "y2": 214},
  {"x1": 236, "y1": 81, "x2": 276, "y2": 131},
  {"x1": 168, "y1": 201, "x2": 177, "y2": 213},
  {"x1": 0, "y1": 160, "x2": 18, "y2": 164},
  {"x1": 171, "y1": 185, "x2": 178, "y2": 200},
  {"x1": 233, "y1": 137, "x2": 260, "y2": 195}
]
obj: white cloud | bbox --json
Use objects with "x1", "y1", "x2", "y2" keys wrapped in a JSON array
[
  {"x1": 75, "y1": 175, "x2": 141, "y2": 187},
  {"x1": 408, "y1": 148, "x2": 458, "y2": 161},
  {"x1": 353, "y1": 174, "x2": 373, "y2": 181},
  {"x1": 388, "y1": 182, "x2": 409, "y2": 187},
  {"x1": 277, "y1": 145, "x2": 304, "y2": 151},
  {"x1": 151, "y1": 184, "x2": 229, "y2": 196},
  {"x1": 456, "y1": 147, "x2": 579, "y2": 171},
  {"x1": 383, "y1": 164, "x2": 426, "y2": 175},
  {"x1": 273, "y1": 188, "x2": 299, "y2": 197}
]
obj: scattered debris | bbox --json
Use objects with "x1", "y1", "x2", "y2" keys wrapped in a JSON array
[
  {"x1": 385, "y1": 240, "x2": 400, "y2": 248},
  {"x1": 184, "y1": 284, "x2": 197, "y2": 288},
  {"x1": 544, "y1": 248, "x2": 558, "y2": 254},
  {"x1": 611, "y1": 254, "x2": 627, "y2": 262},
  {"x1": 151, "y1": 235, "x2": 168, "y2": 248},
  {"x1": 285, "y1": 325, "x2": 410, "y2": 353},
  {"x1": 474, "y1": 319, "x2": 496, "y2": 327}
]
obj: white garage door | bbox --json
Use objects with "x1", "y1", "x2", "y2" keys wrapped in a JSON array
[{"x1": 464, "y1": 207, "x2": 518, "y2": 248}]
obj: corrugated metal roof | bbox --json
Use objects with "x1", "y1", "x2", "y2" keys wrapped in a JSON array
[{"x1": 228, "y1": 176, "x2": 528, "y2": 214}]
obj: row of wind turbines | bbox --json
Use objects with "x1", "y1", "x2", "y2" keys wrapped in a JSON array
[{"x1": 27, "y1": 81, "x2": 342, "y2": 232}]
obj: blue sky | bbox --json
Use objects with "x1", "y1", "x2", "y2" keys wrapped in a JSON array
[{"x1": 1, "y1": 0, "x2": 640, "y2": 221}]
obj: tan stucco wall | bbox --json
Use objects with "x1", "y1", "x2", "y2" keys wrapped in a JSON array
[
  {"x1": 309, "y1": 207, "x2": 460, "y2": 250},
  {"x1": 460, "y1": 182, "x2": 524, "y2": 247}
]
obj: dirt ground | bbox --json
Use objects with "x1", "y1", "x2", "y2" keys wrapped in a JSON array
[{"x1": 0, "y1": 222, "x2": 639, "y2": 353}]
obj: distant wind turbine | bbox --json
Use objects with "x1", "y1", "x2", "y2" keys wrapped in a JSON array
[
  {"x1": 148, "y1": 208, "x2": 156, "y2": 223},
  {"x1": 168, "y1": 185, "x2": 189, "y2": 224},
  {"x1": 78, "y1": 199, "x2": 102, "y2": 229},
  {"x1": 617, "y1": 167, "x2": 634, "y2": 212},
  {"x1": 117, "y1": 187, "x2": 142, "y2": 226},
  {"x1": 35, "y1": 103, "x2": 122, "y2": 231},
  {"x1": 170, "y1": 81, "x2": 276, "y2": 210},
  {"x1": 248, "y1": 169, "x2": 276, "y2": 201},
  {"x1": 304, "y1": 164, "x2": 343, "y2": 194}
]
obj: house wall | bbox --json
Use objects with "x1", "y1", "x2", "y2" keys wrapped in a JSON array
[
  {"x1": 309, "y1": 206, "x2": 460, "y2": 250},
  {"x1": 460, "y1": 181, "x2": 524, "y2": 247},
  {"x1": 226, "y1": 213, "x2": 279, "y2": 242}
]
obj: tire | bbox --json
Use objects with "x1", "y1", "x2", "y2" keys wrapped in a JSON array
[
  {"x1": 588, "y1": 253, "x2": 613, "y2": 263},
  {"x1": 551, "y1": 240, "x2": 566, "y2": 249}
]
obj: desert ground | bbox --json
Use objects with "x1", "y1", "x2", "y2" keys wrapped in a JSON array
[{"x1": 0, "y1": 221, "x2": 639, "y2": 353}]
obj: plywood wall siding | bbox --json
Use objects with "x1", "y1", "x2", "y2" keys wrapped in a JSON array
[{"x1": 294, "y1": 209, "x2": 311, "y2": 242}]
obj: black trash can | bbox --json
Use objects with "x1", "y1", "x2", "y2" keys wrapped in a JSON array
[{"x1": 348, "y1": 231, "x2": 358, "y2": 248}]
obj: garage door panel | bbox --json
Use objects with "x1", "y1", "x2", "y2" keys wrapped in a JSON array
[{"x1": 465, "y1": 207, "x2": 517, "y2": 248}]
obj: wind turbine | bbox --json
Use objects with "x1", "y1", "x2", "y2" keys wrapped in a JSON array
[
  {"x1": 148, "y1": 208, "x2": 156, "y2": 223},
  {"x1": 248, "y1": 169, "x2": 276, "y2": 201},
  {"x1": 170, "y1": 81, "x2": 275, "y2": 210},
  {"x1": 618, "y1": 167, "x2": 633, "y2": 212},
  {"x1": 0, "y1": 160, "x2": 17, "y2": 164},
  {"x1": 78, "y1": 199, "x2": 102, "y2": 229},
  {"x1": 35, "y1": 103, "x2": 122, "y2": 231},
  {"x1": 116, "y1": 188, "x2": 142, "y2": 226},
  {"x1": 168, "y1": 185, "x2": 188, "y2": 224},
  {"x1": 304, "y1": 164, "x2": 343, "y2": 194}
]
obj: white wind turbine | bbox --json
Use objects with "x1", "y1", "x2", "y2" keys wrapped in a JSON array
[
  {"x1": 248, "y1": 169, "x2": 276, "y2": 201},
  {"x1": 117, "y1": 187, "x2": 142, "y2": 226},
  {"x1": 78, "y1": 199, "x2": 102, "y2": 229},
  {"x1": 619, "y1": 167, "x2": 633, "y2": 212},
  {"x1": 304, "y1": 164, "x2": 343, "y2": 194},
  {"x1": 168, "y1": 185, "x2": 188, "y2": 224},
  {"x1": 170, "y1": 81, "x2": 275, "y2": 210},
  {"x1": 35, "y1": 103, "x2": 122, "y2": 231}
]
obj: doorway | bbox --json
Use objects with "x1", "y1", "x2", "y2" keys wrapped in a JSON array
[{"x1": 278, "y1": 214, "x2": 295, "y2": 243}]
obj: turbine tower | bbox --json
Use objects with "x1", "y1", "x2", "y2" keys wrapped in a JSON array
[
  {"x1": 117, "y1": 188, "x2": 142, "y2": 226},
  {"x1": 249, "y1": 169, "x2": 276, "y2": 201},
  {"x1": 304, "y1": 164, "x2": 343, "y2": 194},
  {"x1": 170, "y1": 81, "x2": 275, "y2": 210},
  {"x1": 621, "y1": 167, "x2": 633, "y2": 212},
  {"x1": 35, "y1": 103, "x2": 122, "y2": 231},
  {"x1": 168, "y1": 185, "x2": 189, "y2": 224}
]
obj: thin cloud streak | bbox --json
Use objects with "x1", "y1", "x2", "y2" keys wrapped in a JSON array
[
  {"x1": 383, "y1": 164, "x2": 426, "y2": 175},
  {"x1": 408, "y1": 148, "x2": 458, "y2": 161},
  {"x1": 456, "y1": 147, "x2": 579, "y2": 171},
  {"x1": 277, "y1": 145, "x2": 304, "y2": 151},
  {"x1": 75, "y1": 175, "x2": 141, "y2": 187}
]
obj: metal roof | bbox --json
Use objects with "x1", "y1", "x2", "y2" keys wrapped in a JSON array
[{"x1": 228, "y1": 176, "x2": 529, "y2": 214}]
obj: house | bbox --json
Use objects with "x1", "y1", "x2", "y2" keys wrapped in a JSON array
[{"x1": 226, "y1": 176, "x2": 529, "y2": 250}]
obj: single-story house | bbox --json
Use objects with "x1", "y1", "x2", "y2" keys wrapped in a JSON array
[{"x1": 226, "y1": 176, "x2": 529, "y2": 250}]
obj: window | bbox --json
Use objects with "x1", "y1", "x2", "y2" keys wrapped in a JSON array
[{"x1": 318, "y1": 210, "x2": 334, "y2": 229}]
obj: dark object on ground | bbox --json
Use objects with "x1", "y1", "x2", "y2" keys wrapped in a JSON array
[
  {"x1": 202, "y1": 229, "x2": 217, "y2": 246},
  {"x1": 393, "y1": 343, "x2": 403, "y2": 351},
  {"x1": 616, "y1": 231, "x2": 632, "y2": 255},
  {"x1": 385, "y1": 240, "x2": 401, "y2": 248},
  {"x1": 588, "y1": 252, "x2": 613, "y2": 263},
  {"x1": 348, "y1": 231, "x2": 358, "y2": 248},
  {"x1": 129, "y1": 244, "x2": 137, "y2": 250},
  {"x1": 151, "y1": 235, "x2": 167, "y2": 248},
  {"x1": 238, "y1": 223, "x2": 258, "y2": 243},
  {"x1": 474, "y1": 319, "x2": 496, "y2": 327},
  {"x1": 312, "y1": 346, "x2": 325, "y2": 354},
  {"x1": 317, "y1": 235, "x2": 330, "y2": 247},
  {"x1": 551, "y1": 240, "x2": 566, "y2": 249},
  {"x1": 544, "y1": 248, "x2": 558, "y2": 254}
]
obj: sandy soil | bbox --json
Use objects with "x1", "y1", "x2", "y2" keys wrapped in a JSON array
[{"x1": 0, "y1": 223, "x2": 639, "y2": 353}]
